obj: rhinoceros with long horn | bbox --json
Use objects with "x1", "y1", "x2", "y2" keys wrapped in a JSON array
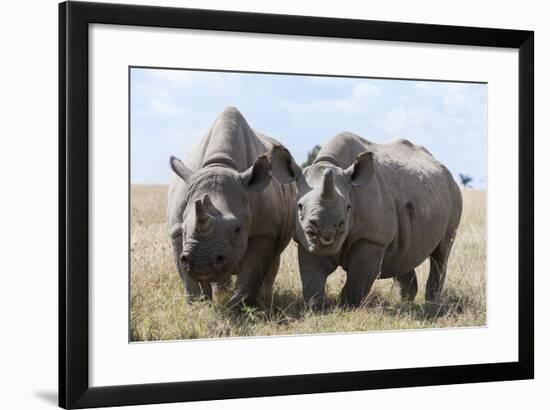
[
  {"x1": 271, "y1": 132, "x2": 462, "y2": 308},
  {"x1": 167, "y1": 107, "x2": 296, "y2": 306}
]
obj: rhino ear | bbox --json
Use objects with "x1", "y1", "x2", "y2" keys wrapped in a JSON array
[
  {"x1": 170, "y1": 156, "x2": 192, "y2": 182},
  {"x1": 240, "y1": 154, "x2": 272, "y2": 192},
  {"x1": 344, "y1": 151, "x2": 374, "y2": 187},
  {"x1": 270, "y1": 144, "x2": 302, "y2": 184}
]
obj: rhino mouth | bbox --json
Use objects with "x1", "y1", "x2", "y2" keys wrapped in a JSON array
[
  {"x1": 301, "y1": 222, "x2": 347, "y2": 255},
  {"x1": 304, "y1": 233, "x2": 339, "y2": 255},
  {"x1": 307, "y1": 243, "x2": 338, "y2": 256},
  {"x1": 308, "y1": 238, "x2": 335, "y2": 249},
  {"x1": 188, "y1": 263, "x2": 235, "y2": 284},
  {"x1": 319, "y1": 236, "x2": 335, "y2": 246},
  {"x1": 191, "y1": 272, "x2": 217, "y2": 283}
]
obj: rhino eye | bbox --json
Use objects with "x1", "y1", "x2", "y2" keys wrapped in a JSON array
[
  {"x1": 235, "y1": 226, "x2": 241, "y2": 235},
  {"x1": 347, "y1": 204, "x2": 352, "y2": 212}
]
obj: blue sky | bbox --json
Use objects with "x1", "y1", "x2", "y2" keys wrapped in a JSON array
[{"x1": 130, "y1": 68, "x2": 487, "y2": 189}]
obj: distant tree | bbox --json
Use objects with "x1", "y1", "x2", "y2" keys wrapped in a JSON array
[
  {"x1": 459, "y1": 173, "x2": 473, "y2": 188},
  {"x1": 301, "y1": 145, "x2": 322, "y2": 168}
]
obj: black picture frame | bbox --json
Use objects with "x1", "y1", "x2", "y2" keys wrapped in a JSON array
[{"x1": 59, "y1": 1, "x2": 534, "y2": 408}]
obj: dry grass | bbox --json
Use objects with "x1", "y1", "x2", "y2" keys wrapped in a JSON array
[{"x1": 130, "y1": 185, "x2": 486, "y2": 341}]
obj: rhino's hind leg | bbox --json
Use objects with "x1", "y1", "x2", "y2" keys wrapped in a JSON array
[
  {"x1": 426, "y1": 237, "x2": 455, "y2": 303},
  {"x1": 395, "y1": 270, "x2": 418, "y2": 302}
]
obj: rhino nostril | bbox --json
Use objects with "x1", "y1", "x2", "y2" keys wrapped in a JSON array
[
  {"x1": 305, "y1": 228, "x2": 317, "y2": 237},
  {"x1": 308, "y1": 219, "x2": 320, "y2": 234},
  {"x1": 214, "y1": 255, "x2": 227, "y2": 267},
  {"x1": 180, "y1": 253, "x2": 191, "y2": 269}
]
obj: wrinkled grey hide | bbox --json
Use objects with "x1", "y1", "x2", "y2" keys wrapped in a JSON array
[
  {"x1": 167, "y1": 107, "x2": 296, "y2": 306},
  {"x1": 272, "y1": 132, "x2": 462, "y2": 308}
]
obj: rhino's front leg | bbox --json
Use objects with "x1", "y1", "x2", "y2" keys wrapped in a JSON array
[
  {"x1": 227, "y1": 236, "x2": 277, "y2": 307},
  {"x1": 298, "y1": 244, "x2": 337, "y2": 310},
  {"x1": 340, "y1": 240, "x2": 385, "y2": 307}
]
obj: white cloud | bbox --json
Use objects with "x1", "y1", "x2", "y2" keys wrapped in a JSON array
[
  {"x1": 146, "y1": 69, "x2": 197, "y2": 86},
  {"x1": 413, "y1": 82, "x2": 484, "y2": 115},
  {"x1": 383, "y1": 106, "x2": 435, "y2": 137},
  {"x1": 150, "y1": 97, "x2": 180, "y2": 116},
  {"x1": 352, "y1": 83, "x2": 382, "y2": 99},
  {"x1": 134, "y1": 86, "x2": 184, "y2": 117},
  {"x1": 278, "y1": 82, "x2": 381, "y2": 114},
  {"x1": 384, "y1": 82, "x2": 486, "y2": 137},
  {"x1": 132, "y1": 68, "x2": 236, "y2": 117},
  {"x1": 306, "y1": 76, "x2": 342, "y2": 86},
  {"x1": 142, "y1": 69, "x2": 233, "y2": 94},
  {"x1": 442, "y1": 84, "x2": 484, "y2": 119}
]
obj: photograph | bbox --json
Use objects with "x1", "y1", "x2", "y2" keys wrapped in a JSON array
[{"x1": 129, "y1": 67, "x2": 487, "y2": 342}]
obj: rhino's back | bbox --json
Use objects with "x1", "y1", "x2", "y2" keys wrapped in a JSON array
[
  {"x1": 317, "y1": 132, "x2": 441, "y2": 178},
  {"x1": 184, "y1": 107, "x2": 274, "y2": 172},
  {"x1": 328, "y1": 133, "x2": 461, "y2": 275}
]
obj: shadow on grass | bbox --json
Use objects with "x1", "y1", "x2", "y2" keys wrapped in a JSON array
[
  {"x1": 360, "y1": 287, "x2": 483, "y2": 322},
  {"x1": 214, "y1": 289, "x2": 313, "y2": 329},
  {"x1": 213, "y1": 286, "x2": 480, "y2": 329}
]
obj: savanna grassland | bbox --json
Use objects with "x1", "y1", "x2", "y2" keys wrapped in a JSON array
[{"x1": 130, "y1": 185, "x2": 486, "y2": 341}]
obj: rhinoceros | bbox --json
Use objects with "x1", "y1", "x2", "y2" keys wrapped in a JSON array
[
  {"x1": 271, "y1": 132, "x2": 462, "y2": 308},
  {"x1": 167, "y1": 107, "x2": 296, "y2": 306}
]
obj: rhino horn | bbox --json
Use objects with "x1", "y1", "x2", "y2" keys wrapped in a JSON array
[
  {"x1": 321, "y1": 168, "x2": 336, "y2": 200},
  {"x1": 201, "y1": 193, "x2": 215, "y2": 213},
  {"x1": 195, "y1": 195, "x2": 214, "y2": 234}
]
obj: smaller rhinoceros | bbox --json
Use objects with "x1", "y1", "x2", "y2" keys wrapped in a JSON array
[
  {"x1": 271, "y1": 132, "x2": 462, "y2": 308},
  {"x1": 167, "y1": 107, "x2": 296, "y2": 306}
]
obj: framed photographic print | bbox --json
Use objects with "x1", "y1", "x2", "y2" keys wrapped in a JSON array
[{"x1": 59, "y1": 1, "x2": 534, "y2": 408}]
